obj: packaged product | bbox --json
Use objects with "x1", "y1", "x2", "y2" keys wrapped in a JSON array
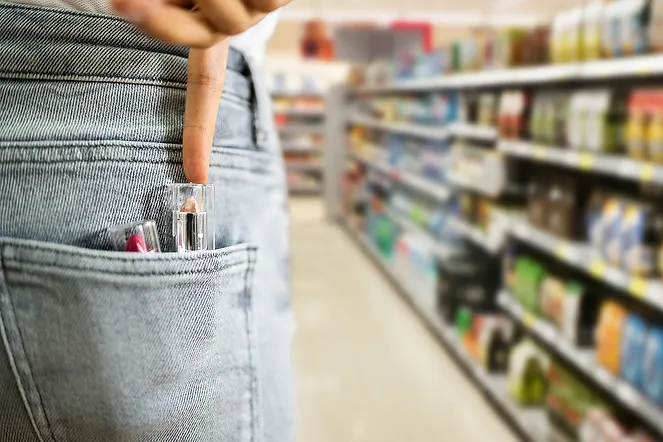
[
  {"x1": 595, "y1": 301, "x2": 628, "y2": 375},
  {"x1": 620, "y1": 314, "x2": 648, "y2": 390},
  {"x1": 567, "y1": 6, "x2": 585, "y2": 62},
  {"x1": 498, "y1": 90, "x2": 529, "y2": 139},
  {"x1": 478, "y1": 93, "x2": 498, "y2": 127},
  {"x1": 600, "y1": 198, "x2": 626, "y2": 266},
  {"x1": 619, "y1": 202, "x2": 663, "y2": 276},
  {"x1": 551, "y1": 11, "x2": 567, "y2": 63},
  {"x1": 621, "y1": 0, "x2": 650, "y2": 56},
  {"x1": 626, "y1": 90, "x2": 649, "y2": 159},
  {"x1": 539, "y1": 276, "x2": 566, "y2": 323},
  {"x1": 494, "y1": 29, "x2": 526, "y2": 68},
  {"x1": 583, "y1": 1, "x2": 606, "y2": 61},
  {"x1": 508, "y1": 340, "x2": 548, "y2": 406},
  {"x1": 585, "y1": 89, "x2": 627, "y2": 153},
  {"x1": 586, "y1": 190, "x2": 608, "y2": 249},
  {"x1": 528, "y1": 179, "x2": 549, "y2": 230},
  {"x1": 513, "y1": 258, "x2": 546, "y2": 313},
  {"x1": 567, "y1": 92, "x2": 587, "y2": 149},
  {"x1": 650, "y1": 0, "x2": 663, "y2": 52},
  {"x1": 547, "y1": 175, "x2": 580, "y2": 240},
  {"x1": 544, "y1": 91, "x2": 570, "y2": 145},
  {"x1": 477, "y1": 317, "x2": 513, "y2": 372},
  {"x1": 645, "y1": 91, "x2": 663, "y2": 162},
  {"x1": 603, "y1": 1, "x2": 622, "y2": 58},
  {"x1": 522, "y1": 27, "x2": 550, "y2": 66},
  {"x1": 642, "y1": 327, "x2": 663, "y2": 405},
  {"x1": 528, "y1": 92, "x2": 546, "y2": 142},
  {"x1": 579, "y1": 409, "x2": 627, "y2": 442}
]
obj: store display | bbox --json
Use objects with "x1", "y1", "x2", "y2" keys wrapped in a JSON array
[{"x1": 340, "y1": 4, "x2": 663, "y2": 438}]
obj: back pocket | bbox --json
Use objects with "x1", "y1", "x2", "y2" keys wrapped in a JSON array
[{"x1": 0, "y1": 238, "x2": 259, "y2": 442}]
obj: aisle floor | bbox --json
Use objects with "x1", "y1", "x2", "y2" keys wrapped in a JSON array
[{"x1": 290, "y1": 197, "x2": 520, "y2": 442}]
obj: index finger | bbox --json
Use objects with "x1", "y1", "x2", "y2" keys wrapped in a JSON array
[{"x1": 183, "y1": 40, "x2": 229, "y2": 184}]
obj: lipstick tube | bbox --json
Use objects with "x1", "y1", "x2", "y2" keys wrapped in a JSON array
[
  {"x1": 168, "y1": 184, "x2": 215, "y2": 252},
  {"x1": 109, "y1": 220, "x2": 161, "y2": 253}
]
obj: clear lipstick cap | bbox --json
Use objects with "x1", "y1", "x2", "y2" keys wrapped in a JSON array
[
  {"x1": 109, "y1": 220, "x2": 161, "y2": 253},
  {"x1": 168, "y1": 184, "x2": 215, "y2": 252}
]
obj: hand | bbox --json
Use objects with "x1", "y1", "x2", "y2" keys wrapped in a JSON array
[
  {"x1": 181, "y1": 41, "x2": 228, "y2": 184},
  {"x1": 112, "y1": 0, "x2": 290, "y2": 48}
]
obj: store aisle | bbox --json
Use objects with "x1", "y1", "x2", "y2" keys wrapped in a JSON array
[{"x1": 290, "y1": 198, "x2": 519, "y2": 442}]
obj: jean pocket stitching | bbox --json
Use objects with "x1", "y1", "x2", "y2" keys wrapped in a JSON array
[
  {"x1": 0, "y1": 250, "x2": 55, "y2": 442},
  {"x1": 243, "y1": 248, "x2": 259, "y2": 442}
]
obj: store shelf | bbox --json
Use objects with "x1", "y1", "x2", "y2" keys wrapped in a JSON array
[
  {"x1": 499, "y1": 140, "x2": 663, "y2": 184},
  {"x1": 450, "y1": 123, "x2": 498, "y2": 142},
  {"x1": 447, "y1": 171, "x2": 504, "y2": 198},
  {"x1": 347, "y1": 114, "x2": 450, "y2": 141},
  {"x1": 356, "y1": 53, "x2": 663, "y2": 93},
  {"x1": 341, "y1": 222, "x2": 550, "y2": 442},
  {"x1": 385, "y1": 208, "x2": 458, "y2": 261},
  {"x1": 509, "y1": 218, "x2": 663, "y2": 312},
  {"x1": 278, "y1": 124, "x2": 325, "y2": 134},
  {"x1": 286, "y1": 163, "x2": 322, "y2": 173},
  {"x1": 448, "y1": 217, "x2": 501, "y2": 253},
  {"x1": 349, "y1": 151, "x2": 452, "y2": 202},
  {"x1": 274, "y1": 108, "x2": 325, "y2": 117},
  {"x1": 498, "y1": 291, "x2": 663, "y2": 436}
]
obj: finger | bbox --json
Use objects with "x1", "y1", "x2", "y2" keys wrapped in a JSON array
[
  {"x1": 112, "y1": 0, "x2": 223, "y2": 48},
  {"x1": 195, "y1": 0, "x2": 257, "y2": 35},
  {"x1": 242, "y1": 0, "x2": 291, "y2": 13},
  {"x1": 183, "y1": 40, "x2": 229, "y2": 184}
]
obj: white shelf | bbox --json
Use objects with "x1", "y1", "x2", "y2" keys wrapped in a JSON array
[
  {"x1": 509, "y1": 218, "x2": 663, "y2": 312},
  {"x1": 342, "y1": 223, "x2": 550, "y2": 442},
  {"x1": 271, "y1": 90, "x2": 324, "y2": 98},
  {"x1": 499, "y1": 140, "x2": 663, "y2": 184},
  {"x1": 450, "y1": 123, "x2": 498, "y2": 142},
  {"x1": 448, "y1": 217, "x2": 502, "y2": 253},
  {"x1": 447, "y1": 171, "x2": 505, "y2": 198},
  {"x1": 498, "y1": 291, "x2": 663, "y2": 436},
  {"x1": 356, "y1": 54, "x2": 663, "y2": 93},
  {"x1": 385, "y1": 208, "x2": 459, "y2": 261},
  {"x1": 350, "y1": 151, "x2": 452, "y2": 202},
  {"x1": 347, "y1": 114, "x2": 451, "y2": 141}
]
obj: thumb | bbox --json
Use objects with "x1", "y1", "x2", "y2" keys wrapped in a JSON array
[{"x1": 183, "y1": 40, "x2": 229, "y2": 184}]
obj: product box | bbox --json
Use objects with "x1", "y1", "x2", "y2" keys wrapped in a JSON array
[
  {"x1": 596, "y1": 301, "x2": 628, "y2": 375},
  {"x1": 621, "y1": 314, "x2": 648, "y2": 390},
  {"x1": 513, "y1": 258, "x2": 546, "y2": 314},
  {"x1": 642, "y1": 327, "x2": 663, "y2": 405},
  {"x1": 599, "y1": 198, "x2": 626, "y2": 266},
  {"x1": 650, "y1": 0, "x2": 663, "y2": 52},
  {"x1": 477, "y1": 317, "x2": 514, "y2": 373}
]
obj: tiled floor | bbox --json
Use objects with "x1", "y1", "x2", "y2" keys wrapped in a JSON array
[{"x1": 290, "y1": 197, "x2": 519, "y2": 442}]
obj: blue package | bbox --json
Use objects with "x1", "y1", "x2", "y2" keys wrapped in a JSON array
[
  {"x1": 643, "y1": 328, "x2": 663, "y2": 405},
  {"x1": 621, "y1": 314, "x2": 648, "y2": 390}
]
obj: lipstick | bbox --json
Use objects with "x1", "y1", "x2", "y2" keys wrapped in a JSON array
[
  {"x1": 109, "y1": 220, "x2": 161, "y2": 253},
  {"x1": 168, "y1": 184, "x2": 215, "y2": 252}
]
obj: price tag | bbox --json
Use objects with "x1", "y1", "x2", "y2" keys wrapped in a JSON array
[
  {"x1": 629, "y1": 277, "x2": 648, "y2": 299},
  {"x1": 555, "y1": 243, "x2": 572, "y2": 261},
  {"x1": 638, "y1": 64, "x2": 653, "y2": 77},
  {"x1": 578, "y1": 152, "x2": 594, "y2": 170},
  {"x1": 640, "y1": 163, "x2": 654, "y2": 182},
  {"x1": 533, "y1": 146, "x2": 547, "y2": 160},
  {"x1": 589, "y1": 260, "x2": 607, "y2": 278},
  {"x1": 523, "y1": 311, "x2": 536, "y2": 329}
]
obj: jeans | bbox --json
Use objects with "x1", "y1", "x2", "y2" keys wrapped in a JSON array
[{"x1": 0, "y1": 3, "x2": 293, "y2": 442}]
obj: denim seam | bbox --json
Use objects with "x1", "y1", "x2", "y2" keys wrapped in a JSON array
[
  {"x1": 2, "y1": 246, "x2": 257, "y2": 276},
  {"x1": 243, "y1": 247, "x2": 257, "y2": 442},
  {"x1": 0, "y1": 257, "x2": 46, "y2": 442},
  {"x1": 0, "y1": 250, "x2": 55, "y2": 442}
]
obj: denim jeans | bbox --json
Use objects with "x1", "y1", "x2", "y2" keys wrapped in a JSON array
[{"x1": 0, "y1": 3, "x2": 293, "y2": 442}]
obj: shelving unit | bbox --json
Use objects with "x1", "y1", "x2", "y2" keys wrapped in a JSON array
[
  {"x1": 498, "y1": 291, "x2": 663, "y2": 436},
  {"x1": 340, "y1": 223, "x2": 551, "y2": 442},
  {"x1": 331, "y1": 30, "x2": 663, "y2": 440},
  {"x1": 273, "y1": 90, "x2": 326, "y2": 196}
]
